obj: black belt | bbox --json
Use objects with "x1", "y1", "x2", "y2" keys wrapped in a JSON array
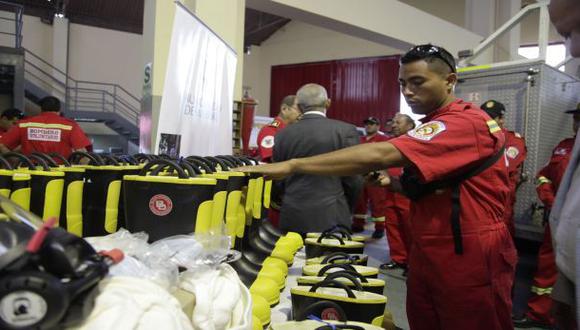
[{"x1": 401, "y1": 145, "x2": 506, "y2": 255}]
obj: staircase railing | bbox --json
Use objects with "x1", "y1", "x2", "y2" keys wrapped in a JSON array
[
  {"x1": 0, "y1": 3, "x2": 140, "y2": 133},
  {"x1": 23, "y1": 48, "x2": 141, "y2": 127},
  {"x1": 0, "y1": 1, "x2": 23, "y2": 48}
]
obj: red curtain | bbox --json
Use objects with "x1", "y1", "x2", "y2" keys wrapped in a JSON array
[{"x1": 270, "y1": 55, "x2": 400, "y2": 126}]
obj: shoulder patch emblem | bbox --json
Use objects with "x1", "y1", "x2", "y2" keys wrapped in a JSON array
[
  {"x1": 515, "y1": 132, "x2": 522, "y2": 138},
  {"x1": 487, "y1": 120, "x2": 501, "y2": 133},
  {"x1": 554, "y1": 147, "x2": 568, "y2": 156},
  {"x1": 506, "y1": 146, "x2": 520, "y2": 159},
  {"x1": 260, "y1": 135, "x2": 275, "y2": 149},
  {"x1": 407, "y1": 121, "x2": 446, "y2": 141},
  {"x1": 269, "y1": 120, "x2": 280, "y2": 128}
]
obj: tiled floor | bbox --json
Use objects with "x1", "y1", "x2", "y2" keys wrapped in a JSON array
[{"x1": 360, "y1": 224, "x2": 550, "y2": 330}]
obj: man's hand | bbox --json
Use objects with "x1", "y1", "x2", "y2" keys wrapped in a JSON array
[
  {"x1": 233, "y1": 160, "x2": 296, "y2": 180},
  {"x1": 364, "y1": 171, "x2": 391, "y2": 187}
]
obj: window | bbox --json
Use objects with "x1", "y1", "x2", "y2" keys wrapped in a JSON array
[{"x1": 518, "y1": 44, "x2": 567, "y2": 71}]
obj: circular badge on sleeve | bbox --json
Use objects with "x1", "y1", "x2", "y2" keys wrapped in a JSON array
[
  {"x1": 261, "y1": 135, "x2": 275, "y2": 148},
  {"x1": 407, "y1": 121, "x2": 447, "y2": 141},
  {"x1": 506, "y1": 146, "x2": 520, "y2": 159},
  {"x1": 554, "y1": 148, "x2": 568, "y2": 156},
  {"x1": 149, "y1": 194, "x2": 173, "y2": 216}
]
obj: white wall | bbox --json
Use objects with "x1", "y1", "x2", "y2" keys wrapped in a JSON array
[
  {"x1": 0, "y1": 13, "x2": 52, "y2": 60},
  {"x1": 0, "y1": 12, "x2": 143, "y2": 99},
  {"x1": 399, "y1": 0, "x2": 465, "y2": 28},
  {"x1": 243, "y1": 21, "x2": 404, "y2": 116},
  {"x1": 68, "y1": 23, "x2": 143, "y2": 98}
]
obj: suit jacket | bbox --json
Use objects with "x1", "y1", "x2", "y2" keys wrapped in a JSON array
[{"x1": 272, "y1": 112, "x2": 363, "y2": 233}]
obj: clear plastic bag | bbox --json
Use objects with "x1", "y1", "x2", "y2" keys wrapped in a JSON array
[
  {"x1": 85, "y1": 228, "x2": 150, "y2": 256},
  {"x1": 149, "y1": 235, "x2": 204, "y2": 270},
  {"x1": 85, "y1": 229, "x2": 178, "y2": 291},
  {"x1": 85, "y1": 230, "x2": 236, "y2": 289},
  {"x1": 192, "y1": 233, "x2": 232, "y2": 267}
]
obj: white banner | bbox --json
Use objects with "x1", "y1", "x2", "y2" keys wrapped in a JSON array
[{"x1": 155, "y1": 3, "x2": 237, "y2": 157}]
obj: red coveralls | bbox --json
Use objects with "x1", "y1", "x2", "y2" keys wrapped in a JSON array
[
  {"x1": 384, "y1": 167, "x2": 411, "y2": 265},
  {"x1": 503, "y1": 129, "x2": 527, "y2": 238},
  {"x1": 256, "y1": 117, "x2": 285, "y2": 163},
  {"x1": 352, "y1": 133, "x2": 391, "y2": 231},
  {"x1": 256, "y1": 117, "x2": 286, "y2": 226},
  {"x1": 0, "y1": 112, "x2": 91, "y2": 158},
  {"x1": 525, "y1": 137, "x2": 574, "y2": 325},
  {"x1": 389, "y1": 99, "x2": 515, "y2": 330}
]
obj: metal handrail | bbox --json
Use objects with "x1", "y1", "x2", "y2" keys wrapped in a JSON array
[
  {"x1": 25, "y1": 71, "x2": 66, "y2": 96},
  {"x1": 459, "y1": 0, "x2": 550, "y2": 68},
  {"x1": 21, "y1": 48, "x2": 141, "y2": 128},
  {"x1": 25, "y1": 63, "x2": 67, "y2": 87},
  {"x1": 0, "y1": 6, "x2": 141, "y2": 131},
  {"x1": 24, "y1": 49, "x2": 68, "y2": 78},
  {"x1": 0, "y1": 0, "x2": 23, "y2": 48}
]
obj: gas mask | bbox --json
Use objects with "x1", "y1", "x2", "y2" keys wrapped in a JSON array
[{"x1": 0, "y1": 195, "x2": 122, "y2": 330}]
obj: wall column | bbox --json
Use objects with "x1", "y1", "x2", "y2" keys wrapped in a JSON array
[{"x1": 140, "y1": 0, "x2": 245, "y2": 152}]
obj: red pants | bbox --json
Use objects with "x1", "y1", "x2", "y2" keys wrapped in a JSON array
[
  {"x1": 385, "y1": 205, "x2": 410, "y2": 265},
  {"x1": 504, "y1": 190, "x2": 516, "y2": 238},
  {"x1": 525, "y1": 224, "x2": 557, "y2": 325},
  {"x1": 407, "y1": 224, "x2": 516, "y2": 330},
  {"x1": 353, "y1": 185, "x2": 387, "y2": 231}
]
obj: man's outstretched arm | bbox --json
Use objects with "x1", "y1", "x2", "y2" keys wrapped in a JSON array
[{"x1": 235, "y1": 141, "x2": 411, "y2": 179}]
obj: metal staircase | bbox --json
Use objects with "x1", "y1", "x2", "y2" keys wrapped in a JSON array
[
  {"x1": 23, "y1": 49, "x2": 141, "y2": 144},
  {"x1": 0, "y1": 1, "x2": 141, "y2": 145}
]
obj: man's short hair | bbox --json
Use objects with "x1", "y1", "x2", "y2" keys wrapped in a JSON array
[
  {"x1": 1, "y1": 108, "x2": 23, "y2": 120},
  {"x1": 396, "y1": 113, "x2": 416, "y2": 129},
  {"x1": 296, "y1": 83, "x2": 328, "y2": 112},
  {"x1": 400, "y1": 44, "x2": 456, "y2": 75},
  {"x1": 280, "y1": 95, "x2": 296, "y2": 108},
  {"x1": 39, "y1": 96, "x2": 61, "y2": 112},
  {"x1": 403, "y1": 115, "x2": 416, "y2": 129}
]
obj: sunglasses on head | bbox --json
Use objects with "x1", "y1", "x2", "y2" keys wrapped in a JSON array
[{"x1": 407, "y1": 45, "x2": 457, "y2": 73}]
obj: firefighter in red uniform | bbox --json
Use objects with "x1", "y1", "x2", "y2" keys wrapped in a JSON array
[
  {"x1": 352, "y1": 116, "x2": 390, "y2": 238},
  {"x1": 256, "y1": 95, "x2": 301, "y2": 163},
  {"x1": 480, "y1": 100, "x2": 527, "y2": 238},
  {"x1": 380, "y1": 113, "x2": 415, "y2": 271},
  {"x1": 0, "y1": 96, "x2": 91, "y2": 158},
  {"x1": 513, "y1": 105, "x2": 580, "y2": 328},
  {"x1": 256, "y1": 95, "x2": 301, "y2": 227},
  {"x1": 0, "y1": 108, "x2": 23, "y2": 139},
  {"x1": 236, "y1": 44, "x2": 516, "y2": 330}
]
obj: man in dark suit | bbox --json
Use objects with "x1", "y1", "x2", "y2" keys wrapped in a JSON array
[{"x1": 272, "y1": 83, "x2": 363, "y2": 234}]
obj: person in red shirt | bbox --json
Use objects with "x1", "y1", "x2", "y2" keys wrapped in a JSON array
[
  {"x1": 256, "y1": 95, "x2": 301, "y2": 163},
  {"x1": 257, "y1": 95, "x2": 301, "y2": 227},
  {"x1": 380, "y1": 113, "x2": 415, "y2": 271},
  {"x1": 383, "y1": 118, "x2": 395, "y2": 139},
  {"x1": 0, "y1": 108, "x2": 23, "y2": 139},
  {"x1": 480, "y1": 100, "x2": 527, "y2": 238},
  {"x1": 235, "y1": 44, "x2": 515, "y2": 330},
  {"x1": 512, "y1": 108, "x2": 579, "y2": 328},
  {"x1": 352, "y1": 116, "x2": 391, "y2": 238},
  {"x1": 0, "y1": 96, "x2": 91, "y2": 159}
]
